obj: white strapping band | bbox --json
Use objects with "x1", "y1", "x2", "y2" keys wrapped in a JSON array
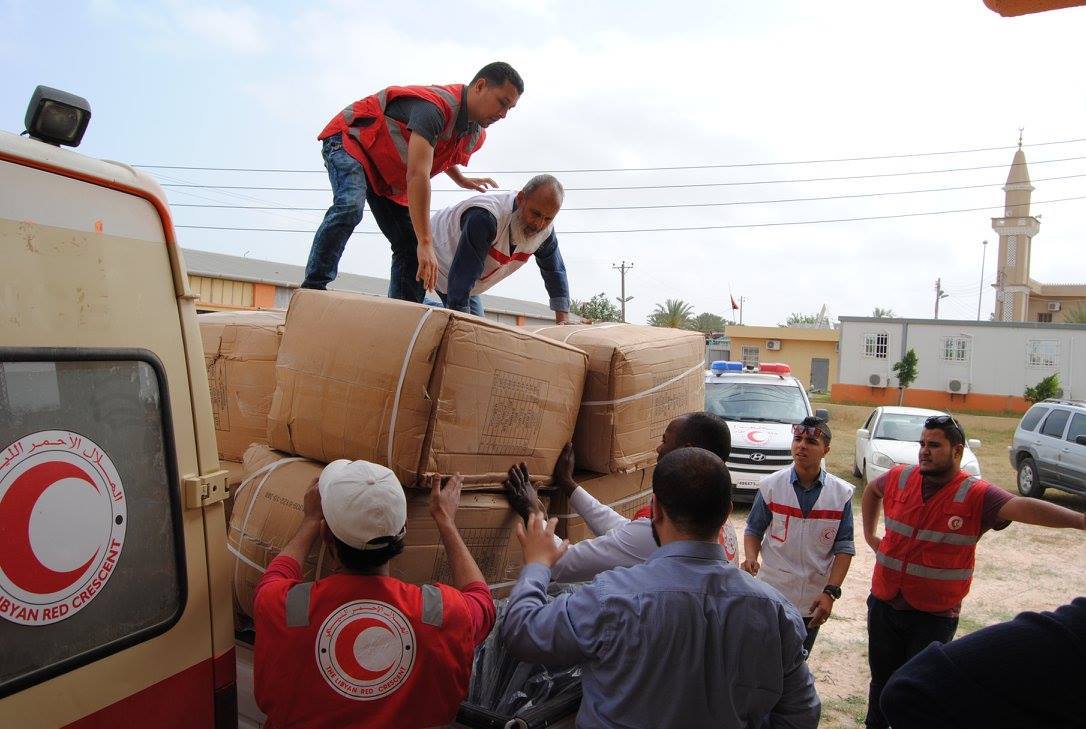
[
  {"x1": 556, "y1": 486, "x2": 653, "y2": 520},
  {"x1": 580, "y1": 360, "x2": 704, "y2": 408},
  {"x1": 387, "y1": 308, "x2": 435, "y2": 467},
  {"x1": 534, "y1": 322, "x2": 626, "y2": 343}
]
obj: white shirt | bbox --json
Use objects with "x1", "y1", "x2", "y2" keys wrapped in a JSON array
[{"x1": 550, "y1": 487, "x2": 739, "y2": 583}]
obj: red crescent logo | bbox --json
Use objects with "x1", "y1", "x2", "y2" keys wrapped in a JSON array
[
  {"x1": 333, "y1": 617, "x2": 396, "y2": 682},
  {"x1": 747, "y1": 430, "x2": 770, "y2": 444},
  {"x1": 0, "y1": 461, "x2": 101, "y2": 595}
]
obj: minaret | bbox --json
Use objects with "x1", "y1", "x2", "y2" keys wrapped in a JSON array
[{"x1": 991, "y1": 132, "x2": 1040, "y2": 322}]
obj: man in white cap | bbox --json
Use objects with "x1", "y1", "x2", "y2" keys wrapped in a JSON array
[{"x1": 253, "y1": 462, "x2": 495, "y2": 729}]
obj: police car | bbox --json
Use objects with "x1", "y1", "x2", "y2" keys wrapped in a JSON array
[{"x1": 705, "y1": 361, "x2": 828, "y2": 503}]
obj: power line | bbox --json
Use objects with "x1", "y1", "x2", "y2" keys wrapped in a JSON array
[
  {"x1": 134, "y1": 137, "x2": 1086, "y2": 174},
  {"x1": 172, "y1": 194, "x2": 1086, "y2": 235},
  {"x1": 156, "y1": 155, "x2": 1086, "y2": 193},
  {"x1": 165, "y1": 173, "x2": 1086, "y2": 213}
]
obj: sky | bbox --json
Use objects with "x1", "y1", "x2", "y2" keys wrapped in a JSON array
[{"x1": 3, "y1": 0, "x2": 1085, "y2": 326}]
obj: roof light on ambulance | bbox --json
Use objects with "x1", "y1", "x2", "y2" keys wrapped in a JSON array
[{"x1": 24, "y1": 85, "x2": 91, "y2": 148}]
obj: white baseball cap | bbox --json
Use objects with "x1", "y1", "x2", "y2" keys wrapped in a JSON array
[{"x1": 317, "y1": 459, "x2": 407, "y2": 550}]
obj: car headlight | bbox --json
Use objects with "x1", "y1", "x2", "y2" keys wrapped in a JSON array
[{"x1": 872, "y1": 452, "x2": 896, "y2": 468}]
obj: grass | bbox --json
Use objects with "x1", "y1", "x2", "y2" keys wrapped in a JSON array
[{"x1": 822, "y1": 402, "x2": 1086, "y2": 510}]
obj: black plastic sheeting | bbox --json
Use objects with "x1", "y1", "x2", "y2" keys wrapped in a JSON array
[{"x1": 456, "y1": 589, "x2": 582, "y2": 728}]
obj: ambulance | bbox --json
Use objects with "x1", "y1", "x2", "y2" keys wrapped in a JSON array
[
  {"x1": 1, "y1": 87, "x2": 238, "y2": 728},
  {"x1": 704, "y1": 361, "x2": 829, "y2": 502}
]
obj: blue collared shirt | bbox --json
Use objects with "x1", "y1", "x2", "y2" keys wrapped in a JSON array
[
  {"x1": 746, "y1": 467, "x2": 856, "y2": 555},
  {"x1": 501, "y1": 541, "x2": 820, "y2": 729}
]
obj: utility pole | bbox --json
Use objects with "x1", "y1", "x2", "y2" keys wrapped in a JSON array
[
  {"x1": 934, "y1": 278, "x2": 948, "y2": 319},
  {"x1": 612, "y1": 260, "x2": 634, "y2": 322},
  {"x1": 739, "y1": 296, "x2": 747, "y2": 325},
  {"x1": 976, "y1": 240, "x2": 988, "y2": 321}
]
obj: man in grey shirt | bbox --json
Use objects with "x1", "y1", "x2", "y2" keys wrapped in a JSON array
[{"x1": 502, "y1": 447, "x2": 820, "y2": 729}]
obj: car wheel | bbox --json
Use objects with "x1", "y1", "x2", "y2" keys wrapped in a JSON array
[
  {"x1": 861, "y1": 460, "x2": 868, "y2": 487},
  {"x1": 853, "y1": 459, "x2": 862, "y2": 478},
  {"x1": 1017, "y1": 458, "x2": 1045, "y2": 498}
]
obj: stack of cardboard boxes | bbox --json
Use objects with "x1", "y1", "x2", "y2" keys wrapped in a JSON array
[
  {"x1": 200, "y1": 290, "x2": 588, "y2": 614},
  {"x1": 199, "y1": 294, "x2": 707, "y2": 615}
]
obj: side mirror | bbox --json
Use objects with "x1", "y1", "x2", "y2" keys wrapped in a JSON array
[
  {"x1": 967, "y1": 438, "x2": 981, "y2": 449},
  {"x1": 815, "y1": 408, "x2": 830, "y2": 421},
  {"x1": 857, "y1": 428, "x2": 870, "y2": 440},
  {"x1": 1076, "y1": 435, "x2": 1086, "y2": 447}
]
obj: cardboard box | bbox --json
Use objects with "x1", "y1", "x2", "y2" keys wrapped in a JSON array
[
  {"x1": 199, "y1": 310, "x2": 285, "y2": 461},
  {"x1": 550, "y1": 467, "x2": 655, "y2": 543},
  {"x1": 222, "y1": 459, "x2": 245, "y2": 523},
  {"x1": 229, "y1": 445, "x2": 334, "y2": 617},
  {"x1": 532, "y1": 323, "x2": 705, "y2": 473},
  {"x1": 268, "y1": 290, "x2": 587, "y2": 487},
  {"x1": 390, "y1": 489, "x2": 547, "y2": 599}
]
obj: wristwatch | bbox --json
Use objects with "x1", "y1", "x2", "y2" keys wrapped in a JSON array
[{"x1": 822, "y1": 584, "x2": 842, "y2": 600}]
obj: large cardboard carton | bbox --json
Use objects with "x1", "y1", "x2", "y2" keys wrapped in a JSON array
[
  {"x1": 229, "y1": 444, "x2": 334, "y2": 616},
  {"x1": 199, "y1": 310, "x2": 285, "y2": 461},
  {"x1": 268, "y1": 290, "x2": 587, "y2": 487},
  {"x1": 533, "y1": 323, "x2": 705, "y2": 473},
  {"x1": 391, "y1": 489, "x2": 547, "y2": 599},
  {"x1": 229, "y1": 445, "x2": 539, "y2": 615},
  {"x1": 222, "y1": 459, "x2": 245, "y2": 522},
  {"x1": 550, "y1": 467, "x2": 655, "y2": 543}
]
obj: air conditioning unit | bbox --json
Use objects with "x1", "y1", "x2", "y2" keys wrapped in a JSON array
[
  {"x1": 766, "y1": 339, "x2": 781, "y2": 351},
  {"x1": 868, "y1": 373, "x2": 887, "y2": 388},
  {"x1": 947, "y1": 378, "x2": 970, "y2": 394},
  {"x1": 1048, "y1": 302, "x2": 1062, "y2": 312}
]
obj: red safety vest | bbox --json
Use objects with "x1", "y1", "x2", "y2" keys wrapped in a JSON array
[
  {"x1": 254, "y1": 573, "x2": 478, "y2": 729},
  {"x1": 319, "y1": 84, "x2": 486, "y2": 206},
  {"x1": 871, "y1": 465, "x2": 986, "y2": 613}
]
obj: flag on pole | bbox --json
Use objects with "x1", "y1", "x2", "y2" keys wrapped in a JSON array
[{"x1": 730, "y1": 294, "x2": 739, "y2": 311}]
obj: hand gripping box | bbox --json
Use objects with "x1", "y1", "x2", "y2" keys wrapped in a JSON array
[
  {"x1": 533, "y1": 323, "x2": 705, "y2": 473},
  {"x1": 198, "y1": 310, "x2": 285, "y2": 461},
  {"x1": 267, "y1": 290, "x2": 587, "y2": 487}
]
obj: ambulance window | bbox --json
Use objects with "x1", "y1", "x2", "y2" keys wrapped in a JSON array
[{"x1": 0, "y1": 352, "x2": 184, "y2": 698}]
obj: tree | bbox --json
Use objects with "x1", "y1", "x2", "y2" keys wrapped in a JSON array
[
  {"x1": 689, "y1": 311, "x2": 725, "y2": 335},
  {"x1": 892, "y1": 348, "x2": 919, "y2": 405},
  {"x1": 648, "y1": 299, "x2": 694, "y2": 329},
  {"x1": 1062, "y1": 306, "x2": 1086, "y2": 324},
  {"x1": 873, "y1": 307, "x2": 896, "y2": 318},
  {"x1": 1025, "y1": 374, "x2": 1061, "y2": 403},
  {"x1": 785, "y1": 312, "x2": 822, "y2": 326},
  {"x1": 570, "y1": 292, "x2": 621, "y2": 323}
]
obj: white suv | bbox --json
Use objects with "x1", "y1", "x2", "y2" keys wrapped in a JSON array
[{"x1": 704, "y1": 362, "x2": 827, "y2": 503}]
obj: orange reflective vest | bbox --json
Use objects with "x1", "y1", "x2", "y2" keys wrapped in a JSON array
[
  {"x1": 871, "y1": 465, "x2": 986, "y2": 613},
  {"x1": 319, "y1": 84, "x2": 486, "y2": 206}
]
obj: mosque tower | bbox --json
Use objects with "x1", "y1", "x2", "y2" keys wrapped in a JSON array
[{"x1": 991, "y1": 134, "x2": 1040, "y2": 322}]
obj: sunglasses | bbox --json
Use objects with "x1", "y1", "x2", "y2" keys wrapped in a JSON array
[
  {"x1": 792, "y1": 424, "x2": 825, "y2": 440},
  {"x1": 924, "y1": 415, "x2": 964, "y2": 438}
]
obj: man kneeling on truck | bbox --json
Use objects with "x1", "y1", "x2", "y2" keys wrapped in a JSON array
[{"x1": 252, "y1": 460, "x2": 495, "y2": 728}]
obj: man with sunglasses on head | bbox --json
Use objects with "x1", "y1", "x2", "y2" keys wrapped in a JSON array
[
  {"x1": 861, "y1": 414, "x2": 1086, "y2": 729},
  {"x1": 742, "y1": 416, "x2": 855, "y2": 656}
]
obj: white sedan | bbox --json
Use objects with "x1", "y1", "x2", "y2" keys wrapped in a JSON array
[{"x1": 854, "y1": 406, "x2": 982, "y2": 485}]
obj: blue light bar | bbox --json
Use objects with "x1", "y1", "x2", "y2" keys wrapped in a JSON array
[{"x1": 710, "y1": 360, "x2": 744, "y2": 373}]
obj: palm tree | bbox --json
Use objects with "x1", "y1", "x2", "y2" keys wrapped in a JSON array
[
  {"x1": 873, "y1": 307, "x2": 896, "y2": 318},
  {"x1": 1063, "y1": 306, "x2": 1086, "y2": 324},
  {"x1": 648, "y1": 299, "x2": 694, "y2": 329}
]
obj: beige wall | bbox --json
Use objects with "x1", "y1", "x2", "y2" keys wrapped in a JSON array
[
  {"x1": 726, "y1": 334, "x2": 839, "y2": 390},
  {"x1": 1027, "y1": 295, "x2": 1086, "y2": 323}
]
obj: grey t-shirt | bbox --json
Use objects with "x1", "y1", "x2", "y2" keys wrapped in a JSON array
[{"x1": 384, "y1": 97, "x2": 446, "y2": 146}]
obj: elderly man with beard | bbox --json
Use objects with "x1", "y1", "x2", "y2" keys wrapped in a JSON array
[
  {"x1": 428, "y1": 174, "x2": 570, "y2": 320},
  {"x1": 861, "y1": 414, "x2": 1086, "y2": 729}
]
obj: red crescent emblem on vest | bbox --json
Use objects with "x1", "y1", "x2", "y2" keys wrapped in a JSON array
[
  {"x1": 948, "y1": 516, "x2": 964, "y2": 531},
  {"x1": 316, "y1": 600, "x2": 417, "y2": 701}
]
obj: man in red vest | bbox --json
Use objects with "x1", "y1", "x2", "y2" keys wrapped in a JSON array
[
  {"x1": 301, "y1": 62, "x2": 524, "y2": 301},
  {"x1": 861, "y1": 415, "x2": 1085, "y2": 728},
  {"x1": 253, "y1": 461, "x2": 495, "y2": 728}
]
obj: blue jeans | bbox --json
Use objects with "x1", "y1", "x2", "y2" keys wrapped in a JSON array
[
  {"x1": 302, "y1": 136, "x2": 424, "y2": 303},
  {"x1": 436, "y1": 291, "x2": 485, "y2": 317}
]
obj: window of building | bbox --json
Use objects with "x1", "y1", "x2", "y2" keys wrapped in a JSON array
[
  {"x1": 1038, "y1": 312, "x2": 1053, "y2": 323},
  {"x1": 1026, "y1": 339, "x2": 1059, "y2": 368},
  {"x1": 741, "y1": 346, "x2": 760, "y2": 368},
  {"x1": 863, "y1": 332, "x2": 888, "y2": 359},
  {"x1": 942, "y1": 336, "x2": 970, "y2": 362}
]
